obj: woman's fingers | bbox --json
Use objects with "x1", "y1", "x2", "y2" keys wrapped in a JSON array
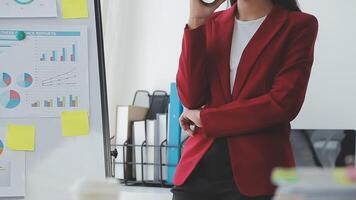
[
  {"x1": 179, "y1": 115, "x2": 186, "y2": 129},
  {"x1": 212, "y1": 0, "x2": 227, "y2": 9},
  {"x1": 184, "y1": 109, "x2": 202, "y2": 128},
  {"x1": 189, "y1": 0, "x2": 226, "y2": 20},
  {"x1": 190, "y1": 110, "x2": 203, "y2": 127},
  {"x1": 188, "y1": 0, "x2": 227, "y2": 29},
  {"x1": 179, "y1": 111, "x2": 196, "y2": 137},
  {"x1": 186, "y1": 128, "x2": 195, "y2": 137},
  {"x1": 179, "y1": 116, "x2": 190, "y2": 131},
  {"x1": 200, "y1": 0, "x2": 226, "y2": 8}
]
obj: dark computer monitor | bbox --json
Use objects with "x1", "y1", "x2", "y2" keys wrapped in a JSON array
[{"x1": 291, "y1": 130, "x2": 356, "y2": 167}]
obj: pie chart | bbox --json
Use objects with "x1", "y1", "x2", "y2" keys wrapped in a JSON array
[
  {"x1": 17, "y1": 73, "x2": 33, "y2": 88},
  {"x1": 0, "y1": 139, "x2": 4, "y2": 156},
  {"x1": 0, "y1": 73, "x2": 11, "y2": 88},
  {"x1": 0, "y1": 90, "x2": 21, "y2": 109},
  {"x1": 14, "y1": 0, "x2": 34, "y2": 5}
]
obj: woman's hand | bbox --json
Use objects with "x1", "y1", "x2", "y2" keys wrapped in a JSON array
[
  {"x1": 179, "y1": 109, "x2": 203, "y2": 137},
  {"x1": 188, "y1": 0, "x2": 226, "y2": 29}
]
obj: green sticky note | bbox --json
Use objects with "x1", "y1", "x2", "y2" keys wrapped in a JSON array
[
  {"x1": 61, "y1": 110, "x2": 89, "y2": 137},
  {"x1": 6, "y1": 124, "x2": 35, "y2": 151},
  {"x1": 61, "y1": 0, "x2": 89, "y2": 19}
]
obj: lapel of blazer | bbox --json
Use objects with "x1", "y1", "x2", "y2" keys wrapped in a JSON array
[
  {"x1": 212, "y1": 5, "x2": 236, "y2": 103},
  {"x1": 231, "y1": 5, "x2": 289, "y2": 100},
  {"x1": 212, "y1": 5, "x2": 289, "y2": 102}
]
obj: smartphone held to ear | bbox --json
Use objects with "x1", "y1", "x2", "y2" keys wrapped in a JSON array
[{"x1": 200, "y1": 0, "x2": 218, "y2": 6}]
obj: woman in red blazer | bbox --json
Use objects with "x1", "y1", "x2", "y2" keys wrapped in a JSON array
[{"x1": 172, "y1": 0, "x2": 318, "y2": 199}]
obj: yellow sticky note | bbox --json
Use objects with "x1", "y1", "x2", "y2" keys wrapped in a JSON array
[
  {"x1": 61, "y1": 110, "x2": 89, "y2": 137},
  {"x1": 6, "y1": 124, "x2": 35, "y2": 151},
  {"x1": 333, "y1": 168, "x2": 356, "y2": 186},
  {"x1": 272, "y1": 168, "x2": 299, "y2": 185},
  {"x1": 61, "y1": 0, "x2": 89, "y2": 19}
]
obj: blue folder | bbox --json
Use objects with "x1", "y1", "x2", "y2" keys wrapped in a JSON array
[{"x1": 166, "y1": 82, "x2": 183, "y2": 184}]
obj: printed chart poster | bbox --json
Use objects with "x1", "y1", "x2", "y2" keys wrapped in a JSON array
[
  {"x1": 0, "y1": 0, "x2": 57, "y2": 18},
  {"x1": 0, "y1": 26, "x2": 89, "y2": 118},
  {"x1": 0, "y1": 131, "x2": 26, "y2": 197}
]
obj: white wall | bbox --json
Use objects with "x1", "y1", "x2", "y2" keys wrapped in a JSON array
[
  {"x1": 292, "y1": 0, "x2": 356, "y2": 129},
  {"x1": 103, "y1": 0, "x2": 190, "y2": 136},
  {"x1": 103, "y1": 0, "x2": 228, "y2": 136},
  {"x1": 104, "y1": 0, "x2": 188, "y2": 105}
]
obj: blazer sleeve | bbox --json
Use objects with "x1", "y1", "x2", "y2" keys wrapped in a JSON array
[
  {"x1": 176, "y1": 24, "x2": 210, "y2": 109},
  {"x1": 200, "y1": 16, "x2": 319, "y2": 138}
]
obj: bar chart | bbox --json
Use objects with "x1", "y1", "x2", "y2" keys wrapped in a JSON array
[
  {"x1": 44, "y1": 99, "x2": 53, "y2": 107},
  {"x1": 57, "y1": 96, "x2": 66, "y2": 107},
  {"x1": 69, "y1": 95, "x2": 79, "y2": 107},
  {"x1": 39, "y1": 44, "x2": 77, "y2": 63},
  {"x1": 0, "y1": 139, "x2": 3, "y2": 156},
  {"x1": 30, "y1": 95, "x2": 79, "y2": 108},
  {"x1": 31, "y1": 101, "x2": 40, "y2": 108}
]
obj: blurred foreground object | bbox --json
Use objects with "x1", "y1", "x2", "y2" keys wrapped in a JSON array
[
  {"x1": 71, "y1": 178, "x2": 119, "y2": 200},
  {"x1": 272, "y1": 167, "x2": 356, "y2": 200}
]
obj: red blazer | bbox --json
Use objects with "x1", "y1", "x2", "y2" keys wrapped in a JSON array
[{"x1": 174, "y1": 4, "x2": 318, "y2": 197}]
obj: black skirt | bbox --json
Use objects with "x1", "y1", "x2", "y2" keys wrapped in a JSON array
[{"x1": 171, "y1": 138, "x2": 273, "y2": 200}]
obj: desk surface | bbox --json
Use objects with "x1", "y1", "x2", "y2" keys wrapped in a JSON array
[{"x1": 120, "y1": 186, "x2": 172, "y2": 200}]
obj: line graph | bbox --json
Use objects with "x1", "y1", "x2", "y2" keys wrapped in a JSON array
[
  {"x1": 41, "y1": 68, "x2": 77, "y2": 87},
  {"x1": 34, "y1": 67, "x2": 79, "y2": 90}
]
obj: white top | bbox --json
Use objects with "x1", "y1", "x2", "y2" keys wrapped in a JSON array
[{"x1": 230, "y1": 16, "x2": 266, "y2": 93}]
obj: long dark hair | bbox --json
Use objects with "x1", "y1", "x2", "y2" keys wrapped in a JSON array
[{"x1": 229, "y1": 0, "x2": 301, "y2": 12}]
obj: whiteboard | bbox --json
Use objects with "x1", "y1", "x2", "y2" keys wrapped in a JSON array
[
  {"x1": 0, "y1": 0, "x2": 110, "y2": 200},
  {"x1": 292, "y1": 0, "x2": 356, "y2": 130}
]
